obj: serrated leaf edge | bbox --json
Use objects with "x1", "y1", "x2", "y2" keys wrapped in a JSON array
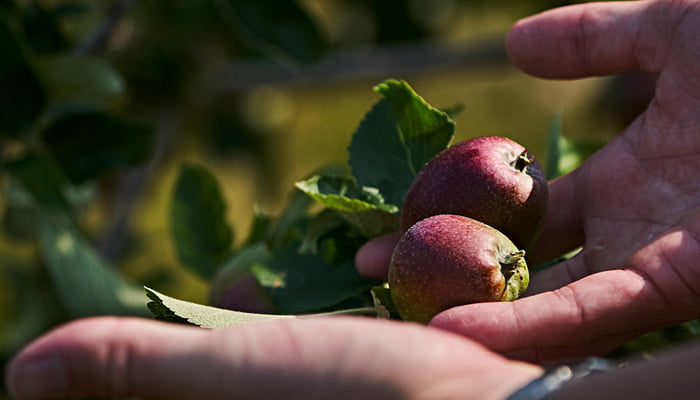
[{"x1": 145, "y1": 287, "x2": 295, "y2": 329}]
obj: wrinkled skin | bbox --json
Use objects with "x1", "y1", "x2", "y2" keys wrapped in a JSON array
[
  {"x1": 7, "y1": 1, "x2": 700, "y2": 399},
  {"x1": 359, "y1": 0, "x2": 700, "y2": 362}
]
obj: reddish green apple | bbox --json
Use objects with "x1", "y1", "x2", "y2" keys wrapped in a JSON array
[
  {"x1": 389, "y1": 214, "x2": 529, "y2": 324},
  {"x1": 400, "y1": 136, "x2": 548, "y2": 253},
  {"x1": 211, "y1": 274, "x2": 276, "y2": 314}
]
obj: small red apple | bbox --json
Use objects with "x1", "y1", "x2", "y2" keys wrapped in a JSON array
[
  {"x1": 211, "y1": 274, "x2": 276, "y2": 314},
  {"x1": 400, "y1": 136, "x2": 548, "y2": 253},
  {"x1": 389, "y1": 214, "x2": 529, "y2": 324}
]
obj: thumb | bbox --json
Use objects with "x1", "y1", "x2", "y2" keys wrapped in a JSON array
[{"x1": 355, "y1": 232, "x2": 401, "y2": 279}]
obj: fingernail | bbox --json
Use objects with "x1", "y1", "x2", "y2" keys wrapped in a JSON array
[{"x1": 8, "y1": 358, "x2": 68, "y2": 399}]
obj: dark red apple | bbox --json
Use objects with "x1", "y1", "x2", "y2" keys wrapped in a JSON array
[
  {"x1": 389, "y1": 214, "x2": 528, "y2": 324},
  {"x1": 211, "y1": 273, "x2": 276, "y2": 314},
  {"x1": 400, "y1": 136, "x2": 548, "y2": 253}
]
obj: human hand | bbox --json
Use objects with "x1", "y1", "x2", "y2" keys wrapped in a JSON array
[
  {"x1": 5, "y1": 316, "x2": 541, "y2": 400},
  {"x1": 357, "y1": 0, "x2": 700, "y2": 362}
]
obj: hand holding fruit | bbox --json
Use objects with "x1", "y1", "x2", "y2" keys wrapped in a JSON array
[
  {"x1": 8, "y1": 2, "x2": 700, "y2": 399},
  {"x1": 360, "y1": 0, "x2": 700, "y2": 362}
]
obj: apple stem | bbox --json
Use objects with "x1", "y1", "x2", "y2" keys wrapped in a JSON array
[
  {"x1": 502, "y1": 250, "x2": 526, "y2": 265},
  {"x1": 500, "y1": 250, "x2": 526, "y2": 281},
  {"x1": 512, "y1": 151, "x2": 534, "y2": 172}
]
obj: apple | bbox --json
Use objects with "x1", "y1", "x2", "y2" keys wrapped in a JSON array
[
  {"x1": 211, "y1": 274, "x2": 277, "y2": 314},
  {"x1": 389, "y1": 214, "x2": 528, "y2": 324},
  {"x1": 400, "y1": 136, "x2": 548, "y2": 253}
]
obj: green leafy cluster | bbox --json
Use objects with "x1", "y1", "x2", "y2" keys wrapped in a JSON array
[
  {"x1": 0, "y1": 6, "x2": 155, "y2": 320},
  {"x1": 158, "y1": 79, "x2": 456, "y2": 321},
  {"x1": 0, "y1": 0, "x2": 332, "y2": 329}
]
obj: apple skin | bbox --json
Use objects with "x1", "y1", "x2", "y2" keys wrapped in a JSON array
[
  {"x1": 389, "y1": 214, "x2": 529, "y2": 324},
  {"x1": 400, "y1": 136, "x2": 548, "y2": 253},
  {"x1": 211, "y1": 274, "x2": 277, "y2": 314}
]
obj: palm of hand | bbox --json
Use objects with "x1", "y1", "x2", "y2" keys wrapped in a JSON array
[
  {"x1": 555, "y1": 3, "x2": 700, "y2": 325},
  {"x1": 431, "y1": 1, "x2": 700, "y2": 361}
]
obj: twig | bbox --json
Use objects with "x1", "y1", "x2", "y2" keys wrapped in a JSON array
[
  {"x1": 205, "y1": 36, "x2": 509, "y2": 93},
  {"x1": 74, "y1": 0, "x2": 139, "y2": 56},
  {"x1": 97, "y1": 110, "x2": 175, "y2": 261}
]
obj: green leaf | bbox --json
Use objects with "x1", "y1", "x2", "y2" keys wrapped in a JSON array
[
  {"x1": 254, "y1": 243, "x2": 379, "y2": 314},
  {"x1": 545, "y1": 112, "x2": 564, "y2": 180},
  {"x1": 36, "y1": 54, "x2": 126, "y2": 111},
  {"x1": 295, "y1": 175, "x2": 398, "y2": 237},
  {"x1": 296, "y1": 175, "x2": 397, "y2": 213},
  {"x1": 3, "y1": 151, "x2": 70, "y2": 213},
  {"x1": 38, "y1": 217, "x2": 150, "y2": 318},
  {"x1": 170, "y1": 163, "x2": 234, "y2": 280},
  {"x1": 298, "y1": 209, "x2": 346, "y2": 254},
  {"x1": 1, "y1": 202, "x2": 36, "y2": 242},
  {"x1": 545, "y1": 113, "x2": 604, "y2": 179},
  {"x1": 268, "y1": 188, "x2": 314, "y2": 249},
  {"x1": 241, "y1": 205, "x2": 274, "y2": 247},
  {"x1": 337, "y1": 208, "x2": 399, "y2": 240},
  {"x1": 348, "y1": 79, "x2": 454, "y2": 206},
  {"x1": 557, "y1": 138, "x2": 604, "y2": 176},
  {"x1": 145, "y1": 287, "x2": 295, "y2": 328},
  {"x1": 0, "y1": 9, "x2": 46, "y2": 136},
  {"x1": 145, "y1": 287, "x2": 377, "y2": 329},
  {"x1": 16, "y1": 1, "x2": 69, "y2": 53},
  {"x1": 663, "y1": 320, "x2": 700, "y2": 343},
  {"x1": 371, "y1": 285, "x2": 400, "y2": 320},
  {"x1": 42, "y1": 110, "x2": 155, "y2": 184},
  {"x1": 213, "y1": 0, "x2": 327, "y2": 67},
  {"x1": 375, "y1": 79, "x2": 455, "y2": 174},
  {"x1": 347, "y1": 100, "x2": 414, "y2": 207}
]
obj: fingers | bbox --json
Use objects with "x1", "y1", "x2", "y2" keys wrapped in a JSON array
[
  {"x1": 429, "y1": 268, "x2": 681, "y2": 362},
  {"x1": 504, "y1": 331, "x2": 642, "y2": 363},
  {"x1": 355, "y1": 232, "x2": 401, "y2": 279},
  {"x1": 506, "y1": 0, "x2": 686, "y2": 78},
  {"x1": 6, "y1": 316, "x2": 541, "y2": 400}
]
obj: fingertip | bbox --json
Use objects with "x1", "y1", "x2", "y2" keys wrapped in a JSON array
[
  {"x1": 6, "y1": 356, "x2": 68, "y2": 400},
  {"x1": 429, "y1": 303, "x2": 485, "y2": 333},
  {"x1": 504, "y1": 9, "x2": 578, "y2": 78},
  {"x1": 4, "y1": 317, "x2": 123, "y2": 400},
  {"x1": 355, "y1": 232, "x2": 401, "y2": 280},
  {"x1": 504, "y1": 16, "x2": 535, "y2": 67},
  {"x1": 428, "y1": 302, "x2": 522, "y2": 353},
  {"x1": 505, "y1": 2, "x2": 648, "y2": 78},
  {"x1": 4, "y1": 317, "x2": 197, "y2": 400},
  {"x1": 429, "y1": 304, "x2": 485, "y2": 337}
]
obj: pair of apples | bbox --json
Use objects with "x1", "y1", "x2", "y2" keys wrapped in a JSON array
[{"x1": 390, "y1": 136, "x2": 549, "y2": 324}]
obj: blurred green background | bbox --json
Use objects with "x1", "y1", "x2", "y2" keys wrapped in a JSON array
[{"x1": 0, "y1": 0, "x2": 674, "y2": 398}]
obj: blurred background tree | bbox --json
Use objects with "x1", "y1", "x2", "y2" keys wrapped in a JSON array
[{"x1": 0, "y1": 1, "x2": 667, "y2": 398}]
